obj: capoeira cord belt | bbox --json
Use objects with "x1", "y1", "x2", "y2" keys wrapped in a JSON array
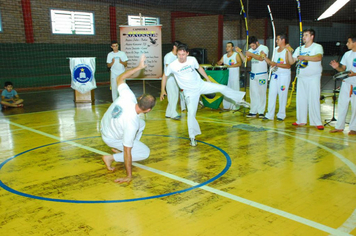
[{"x1": 249, "y1": 71, "x2": 267, "y2": 80}]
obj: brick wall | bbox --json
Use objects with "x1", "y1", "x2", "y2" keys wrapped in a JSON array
[
  {"x1": 0, "y1": 0, "x2": 172, "y2": 44},
  {"x1": 223, "y1": 19, "x2": 267, "y2": 42},
  {"x1": 0, "y1": 0, "x2": 26, "y2": 43},
  {"x1": 175, "y1": 15, "x2": 220, "y2": 64}
]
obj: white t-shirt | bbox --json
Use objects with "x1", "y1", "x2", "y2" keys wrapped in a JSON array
[
  {"x1": 273, "y1": 47, "x2": 290, "y2": 75},
  {"x1": 100, "y1": 83, "x2": 139, "y2": 147},
  {"x1": 248, "y1": 44, "x2": 269, "y2": 73},
  {"x1": 164, "y1": 51, "x2": 177, "y2": 78},
  {"x1": 293, "y1": 43, "x2": 323, "y2": 77},
  {"x1": 166, "y1": 56, "x2": 203, "y2": 90},
  {"x1": 340, "y1": 50, "x2": 356, "y2": 86},
  {"x1": 107, "y1": 51, "x2": 128, "y2": 75}
]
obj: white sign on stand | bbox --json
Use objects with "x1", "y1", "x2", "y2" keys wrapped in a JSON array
[{"x1": 119, "y1": 25, "x2": 162, "y2": 80}]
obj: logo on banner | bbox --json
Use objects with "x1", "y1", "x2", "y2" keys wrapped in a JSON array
[
  {"x1": 353, "y1": 58, "x2": 356, "y2": 67},
  {"x1": 73, "y1": 64, "x2": 93, "y2": 84},
  {"x1": 353, "y1": 86, "x2": 356, "y2": 95},
  {"x1": 281, "y1": 85, "x2": 286, "y2": 91}
]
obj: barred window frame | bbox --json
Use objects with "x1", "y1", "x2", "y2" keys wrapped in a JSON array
[
  {"x1": 50, "y1": 9, "x2": 95, "y2": 35},
  {"x1": 128, "y1": 15, "x2": 160, "y2": 26}
]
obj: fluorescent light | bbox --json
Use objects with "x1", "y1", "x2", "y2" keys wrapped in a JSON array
[{"x1": 317, "y1": 0, "x2": 350, "y2": 21}]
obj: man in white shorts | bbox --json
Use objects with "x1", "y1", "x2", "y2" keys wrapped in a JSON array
[
  {"x1": 164, "y1": 40, "x2": 183, "y2": 120},
  {"x1": 107, "y1": 40, "x2": 128, "y2": 101},
  {"x1": 329, "y1": 34, "x2": 356, "y2": 135},
  {"x1": 286, "y1": 28, "x2": 324, "y2": 130},
  {"x1": 160, "y1": 44, "x2": 249, "y2": 146},
  {"x1": 236, "y1": 36, "x2": 269, "y2": 118},
  {"x1": 217, "y1": 42, "x2": 242, "y2": 110},
  {"x1": 101, "y1": 54, "x2": 156, "y2": 183},
  {"x1": 260, "y1": 33, "x2": 291, "y2": 121}
]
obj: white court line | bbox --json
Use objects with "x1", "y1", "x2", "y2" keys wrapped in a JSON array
[
  {"x1": 196, "y1": 116, "x2": 356, "y2": 143},
  {"x1": 198, "y1": 116, "x2": 356, "y2": 234},
  {"x1": 4, "y1": 120, "x2": 353, "y2": 236}
]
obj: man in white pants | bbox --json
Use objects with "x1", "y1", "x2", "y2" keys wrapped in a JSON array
[
  {"x1": 261, "y1": 33, "x2": 291, "y2": 121},
  {"x1": 236, "y1": 36, "x2": 269, "y2": 118},
  {"x1": 164, "y1": 41, "x2": 182, "y2": 120},
  {"x1": 287, "y1": 28, "x2": 324, "y2": 130},
  {"x1": 160, "y1": 44, "x2": 249, "y2": 146},
  {"x1": 217, "y1": 42, "x2": 242, "y2": 110},
  {"x1": 329, "y1": 34, "x2": 356, "y2": 135},
  {"x1": 101, "y1": 54, "x2": 156, "y2": 183},
  {"x1": 107, "y1": 40, "x2": 128, "y2": 101}
]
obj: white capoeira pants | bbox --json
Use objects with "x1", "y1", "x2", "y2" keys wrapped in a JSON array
[
  {"x1": 296, "y1": 76, "x2": 322, "y2": 126},
  {"x1": 184, "y1": 81, "x2": 245, "y2": 138},
  {"x1": 334, "y1": 81, "x2": 356, "y2": 131},
  {"x1": 110, "y1": 71, "x2": 124, "y2": 102},
  {"x1": 249, "y1": 73, "x2": 268, "y2": 114},
  {"x1": 265, "y1": 73, "x2": 291, "y2": 120},
  {"x1": 101, "y1": 119, "x2": 150, "y2": 162},
  {"x1": 165, "y1": 77, "x2": 180, "y2": 118},
  {"x1": 180, "y1": 91, "x2": 186, "y2": 111},
  {"x1": 223, "y1": 69, "x2": 240, "y2": 110}
]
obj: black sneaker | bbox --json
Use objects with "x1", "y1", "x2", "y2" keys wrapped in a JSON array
[
  {"x1": 246, "y1": 113, "x2": 257, "y2": 118},
  {"x1": 277, "y1": 118, "x2": 284, "y2": 121},
  {"x1": 258, "y1": 114, "x2": 265, "y2": 119}
]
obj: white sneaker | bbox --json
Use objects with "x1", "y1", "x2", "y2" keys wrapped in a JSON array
[
  {"x1": 237, "y1": 100, "x2": 250, "y2": 108},
  {"x1": 190, "y1": 138, "x2": 197, "y2": 146}
]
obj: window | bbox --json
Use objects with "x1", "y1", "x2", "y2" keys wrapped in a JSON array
[
  {"x1": 128, "y1": 15, "x2": 160, "y2": 26},
  {"x1": 50, "y1": 9, "x2": 94, "y2": 35}
]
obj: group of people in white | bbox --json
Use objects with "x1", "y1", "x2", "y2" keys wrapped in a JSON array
[{"x1": 102, "y1": 30, "x2": 356, "y2": 183}]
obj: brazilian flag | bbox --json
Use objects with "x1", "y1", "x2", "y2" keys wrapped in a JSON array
[{"x1": 201, "y1": 69, "x2": 229, "y2": 109}]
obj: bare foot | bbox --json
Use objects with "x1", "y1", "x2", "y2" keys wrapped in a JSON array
[
  {"x1": 329, "y1": 129, "x2": 343, "y2": 133},
  {"x1": 17, "y1": 104, "x2": 23, "y2": 107},
  {"x1": 111, "y1": 148, "x2": 121, "y2": 153},
  {"x1": 102, "y1": 155, "x2": 115, "y2": 171},
  {"x1": 348, "y1": 130, "x2": 356, "y2": 135},
  {"x1": 114, "y1": 176, "x2": 132, "y2": 184}
]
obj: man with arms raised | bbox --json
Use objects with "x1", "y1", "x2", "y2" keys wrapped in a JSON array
[{"x1": 101, "y1": 54, "x2": 156, "y2": 183}]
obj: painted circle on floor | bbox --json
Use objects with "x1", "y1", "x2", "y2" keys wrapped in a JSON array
[{"x1": 0, "y1": 135, "x2": 231, "y2": 204}]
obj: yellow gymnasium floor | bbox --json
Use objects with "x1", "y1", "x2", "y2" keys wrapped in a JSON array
[{"x1": 0, "y1": 84, "x2": 355, "y2": 236}]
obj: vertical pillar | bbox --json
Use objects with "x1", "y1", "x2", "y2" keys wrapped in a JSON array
[
  {"x1": 218, "y1": 15, "x2": 224, "y2": 59},
  {"x1": 21, "y1": 0, "x2": 34, "y2": 43},
  {"x1": 109, "y1": 6, "x2": 117, "y2": 42},
  {"x1": 171, "y1": 12, "x2": 176, "y2": 42}
]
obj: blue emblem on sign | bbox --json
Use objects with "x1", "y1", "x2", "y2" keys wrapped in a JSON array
[{"x1": 73, "y1": 64, "x2": 93, "y2": 84}]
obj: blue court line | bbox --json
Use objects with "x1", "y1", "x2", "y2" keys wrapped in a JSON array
[{"x1": 0, "y1": 135, "x2": 231, "y2": 204}]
